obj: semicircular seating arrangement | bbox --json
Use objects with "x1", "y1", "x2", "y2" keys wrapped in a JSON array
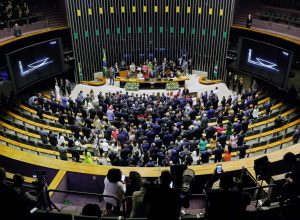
[{"x1": 0, "y1": 88, "x2": 299, "y2": 166}]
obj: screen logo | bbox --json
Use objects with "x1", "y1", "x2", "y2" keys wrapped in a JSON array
[
  {"x1": 18, "y1": 58, "x2": 54, "y2": 76},
  {"x1": 282, "y1": 51, "x2": 289, "y2": 57},
  {"x1": 247, "y1": 49, "x2": 279, "y2": 72}
]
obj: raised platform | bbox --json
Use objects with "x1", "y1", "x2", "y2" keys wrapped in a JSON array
[{"x1": 70, "y1": 73, "x2": 232, "y2": 100}]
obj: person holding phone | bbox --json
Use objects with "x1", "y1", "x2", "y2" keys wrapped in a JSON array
[{"x1": 204, "y1": 164, "x2": 223, "y2": 190}]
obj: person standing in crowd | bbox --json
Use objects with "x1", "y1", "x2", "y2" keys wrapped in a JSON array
[
  {"x1": 60, "y1": 78, "x2": 66, "y2": 96},
  {"x1": 130, "y1": 181, "x2": 150, "y2": 218},
  {"x1": 252, "y1": 105, "x2": 259, "y2": 122},
  {"x1": 144, "y1": 170, "x2": 181, "y2": 220},
  {"x1": 205, "y1": 172, "x2": 251, "y2": 220},
  {"x1": 226, "y1": 72, "x2": 232, "y2": 88},
  {"x1": 264, "y1": 100, "x2": 272, "y2": 115},
  {"x1": 246, "y1": 14, "x2": 252, "y2": 28},
  {"x1": 114, "y1": 62, "x2": 119, "y2": 78},
  {"x1": 199, "y1": 135, "x2": 208, "y2": 153},
  {"x1": 238, "y1": 77, "x2": 244, "y2": 94},
  {"x1": 106, "y1": 106, "x2": 114, "y2": 122},
  {"x1": 125, "y1": 171, "x2": 142, "y2": 216},
  {"x1": 281, "y1": 152, "x2": 300, "y2": 203},
  {"x1": 54, "y1": 80, "x2": 61, "y2": 101},
  {"x1": 181, "y1": 60, "x2": 188, "y2": 75},
  {"x1": 109, "y1": 66, "x2": 116, "y2": 85},
  {"x1": 12, "y1": 174, "x2": 37, "y2": 210},
  {"x1": 121, "y1": 60, "x2": 126, "y2": 68},
  {"x1": 103, "y1": 169, "x2": 125, "y2": 214},
  {"x1": 188, "y1": 58, "x2": 193, "y2": 75},
  {"x1": 0, "y1": 167, "x2": 26, "y2": 218},
  {"x1": 83, "y1": 149, "x2": 93, "y2": 164},
  {"x1": 13, "y1": 23, "x2": 21, "y2": 37},
  {"x1": 232, "y1": 75, "x2": 238, "y2": 92},
  {"x1": 65, "y1": 79, "x2": 72, "y2": 96},
  {"x1": 57, "y1": 143, "x2": 68, "y2": 160},
  {"x1": 239, "y1": 141, "x2": 249, "y2": 159},
  {"x1": 39, "y1": 128, "x2": 48, "y2": 144},
  {"x1": 292, "y1": 128, "x2": 300, "y2": 144}
]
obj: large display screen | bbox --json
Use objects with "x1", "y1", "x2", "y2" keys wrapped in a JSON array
[
  {"x1": 238, "y1": 38, "x2": 293, "y2": 88},
  {"x1": 6, "y1": 38, "x2": 65, "y2": 92}
]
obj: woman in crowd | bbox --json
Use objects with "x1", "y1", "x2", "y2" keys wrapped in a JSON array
[
  {"x1": 83, "y1": 149, "x2": 93, "y2": 164},
  {"x1": 124, "y1": 171, "x2": 142, "y2": 216},
  {"x1": 209, "y1": 135, "x2": 217, "y2": 151},
  {"x1": 230, "y1": 132, "x2": 238, "y2": 149},
  {"x1": 103, "y1": 168, "x2": 125, "y2": 214},
  {"x1": 199, "y1": 135, "x2": 208, "y2": 153}
]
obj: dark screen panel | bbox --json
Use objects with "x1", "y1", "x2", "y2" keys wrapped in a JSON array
[
  {"x1": 6, "y1": 38, "x2": 65, "y2": 92},
  {"x1": 238, "y1": 38, "x2": 293, "y2": 88}
]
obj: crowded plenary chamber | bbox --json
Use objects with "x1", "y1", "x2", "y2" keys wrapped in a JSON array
[{"x1": 1, "y1": 0, "x2": 300, "y2": 219}]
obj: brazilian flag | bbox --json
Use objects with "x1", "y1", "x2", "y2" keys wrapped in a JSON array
[
  {"x1": 102, "y1": 49, "x2": 108, "y2": 77},
  {"x1": 213, "y1": 64, "x2": 218, "y2": 80}
]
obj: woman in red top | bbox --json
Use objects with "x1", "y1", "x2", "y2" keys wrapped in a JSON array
[
  {"x1": 216, "y1": 123, "x2": 225, "y2": 134},
  {"x1": 112, "y1": 128, "x2": 119, "y2": 141},
  {"x1": 223, "y1": 145, "x2": 232, "y2": 162}
]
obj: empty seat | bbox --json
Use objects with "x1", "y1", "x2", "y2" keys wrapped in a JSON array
[
  {"x1": 27, "y1": 140, "x2": 37, "y2": 147},
  {"x1": 260, "y1": 141, "x2": 268, "y2": 146},
  {"x1": 251, "y1": 142, "x2": 261, "y2": 148}
]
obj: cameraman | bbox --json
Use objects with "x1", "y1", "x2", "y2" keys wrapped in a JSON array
[
  {"x1": 0, "y1": 168, "x2": 26, "y2": 218},
  {"x1": 280, "y1": 152, "x2": 300, "y2": 203},
  {"x1": 13, "y1": 174, "x2": 38, "y2": 211},
  {"x1": 205, "y1": 171, "x2": 251, "y2": 220},
  {"x1": 143, "y1": 170, "x2": 181, "y2": 220}
]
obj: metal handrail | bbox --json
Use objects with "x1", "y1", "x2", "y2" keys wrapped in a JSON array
[
  {"x1": 242, "y1": 183, "x2": 277, "y2": 192},
  {"x1": 122, "y1": 193, "x2": 207, "y2": 218},
  {"x1": 47, "y1": 189, "x2": 119, "y2": 212}
]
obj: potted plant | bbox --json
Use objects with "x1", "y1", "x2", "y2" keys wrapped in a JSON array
[
  {"x1": 124, "y1": 82, "x2": 139, "y2": 91},
  {"x1": 166, "y1": 81, "x2": 179, "y2": 91}
]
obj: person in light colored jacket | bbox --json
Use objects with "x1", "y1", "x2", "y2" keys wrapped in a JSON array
[
  {"x1": 252, "y1": 105, "x2": 259, "y2": 121},
  {"x1": 103, "y1": 169, "x2": 126, "y2": 212}
]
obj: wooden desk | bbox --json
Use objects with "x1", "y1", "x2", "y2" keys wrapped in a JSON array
[
  {"x1": 115, "y1": 76, "x2": 190, "y2": 89},
  {"x1": 198, "y1": 76, "x2": 222, "y2": 85},
  {"x1": 80, "y1": 78, "x2": 106, "y2": 86}
]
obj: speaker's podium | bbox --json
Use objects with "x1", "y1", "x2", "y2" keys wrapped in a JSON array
[{"x1": 267, "y1": 173, "x2": 287, "y2": 201}]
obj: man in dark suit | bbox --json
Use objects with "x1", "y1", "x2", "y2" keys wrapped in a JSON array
[
  {"x1": 246, "y1": 14, "x2": 252, "y2": 28},
  {"x1": 226, "y1": 72, "x2": 232, "y2": 88},
  {"x1": 13, "y1": 23, "x2": 21, "y2": 37},
  {"x1": 292, "y1": 128, "x2": 300, "y2": 144},
  {"x1": 205, "y1": 173, "x2": 251, "y2": 220},
  {"x1": 48, "y1": 131, "x2": 58, "y2": 148}
]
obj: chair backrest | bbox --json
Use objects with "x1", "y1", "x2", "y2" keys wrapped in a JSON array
[
  {"x1": 31, "y1": 210, "x2": 73, "y2": 220},
  {"x1": 74, "y1": 215, "x2": 99, "y2": 220}
]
